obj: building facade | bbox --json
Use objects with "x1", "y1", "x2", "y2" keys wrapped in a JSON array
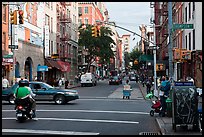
[
  {"x1": 2, "y1": 4, "x2": 10, "y2": 81},
  {"x1": 153, "y1": 2, "x2": 202, "y2": 87}
]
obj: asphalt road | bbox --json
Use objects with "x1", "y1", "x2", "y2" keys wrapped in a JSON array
[{"x1": 2, "y1": 79, "x2": 161, "y2": 135}]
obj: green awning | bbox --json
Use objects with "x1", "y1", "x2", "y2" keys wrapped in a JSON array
[{"x1": 139, "y1": 55, "x2": 153, "y2": 62}]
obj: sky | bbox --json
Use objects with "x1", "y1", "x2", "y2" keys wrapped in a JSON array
[{"x1": 104, "y1": 2, "x2": 152, "y2": 52}]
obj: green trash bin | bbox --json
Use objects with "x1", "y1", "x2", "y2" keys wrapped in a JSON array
[{"x1": 166, "y1": 98, "x2": 172, "y2": 117}]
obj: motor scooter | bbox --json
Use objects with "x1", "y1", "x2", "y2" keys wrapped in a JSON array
[{"x1": 15, "y1": 100, "x2": 34, "y2": 123}]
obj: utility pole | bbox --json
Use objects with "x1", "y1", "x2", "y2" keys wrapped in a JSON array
[{"x1": 168, "y1": 2, "x2": 174, "y2": 80}]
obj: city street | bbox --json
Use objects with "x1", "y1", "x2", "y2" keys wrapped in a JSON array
[{"x1": 2, "y1": 79, "x2": 161, "y2": 135}]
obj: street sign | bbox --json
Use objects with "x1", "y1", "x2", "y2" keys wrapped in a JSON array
[
  {"x1": 3, "y1": 54, "x2": 13, "y2": 58},
  {"x1": 173, "y1": 24, "x2": 194, "y2": 29},
  {"x1": 8, "y1": 45, "x2": 18, "y2": 49}
]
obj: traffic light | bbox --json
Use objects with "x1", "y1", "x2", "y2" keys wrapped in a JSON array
[
  {"x1": 10, "y1": 10, "x2": 17, "y2": 25},
  {"x1": 96, "y1": 26, "x2": 101, "y2": 37},
  {"x1": 180, "y1": 50, "x2": 186, "y2": 60},
  {"x1": 91, "y1": 26, "x2": 97, "y2": 37},
  {"x1": 134, "y1": 60, "x2": 138, "y2": 65},
  {"x1": 18, "y1": 10, "x2": 24, "y2": 24},
  {"x1": 156, "y1": 64, "x2": 164, "y2": 71}
]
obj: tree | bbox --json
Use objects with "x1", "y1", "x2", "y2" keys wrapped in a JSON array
[{"x1": 78, "y1": 24, "x2": 115, "y2": 72}]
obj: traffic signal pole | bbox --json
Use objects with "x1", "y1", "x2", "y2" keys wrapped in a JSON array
[{"x1": 168, "y1": 2, "x2": 174, "y2": 81}]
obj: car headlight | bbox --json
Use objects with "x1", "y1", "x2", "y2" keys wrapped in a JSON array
[{"x1": 66, "y1": 92, "x2": 78, "y2": 95}]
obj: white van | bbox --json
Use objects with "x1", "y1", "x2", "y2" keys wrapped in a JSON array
[{"x1": 80, "y1": 73, "x2": 97, "y2": 87}]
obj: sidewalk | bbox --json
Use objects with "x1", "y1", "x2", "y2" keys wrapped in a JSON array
[{"x1": 137, "y1": 82, "x2": 202, "y2": 135}]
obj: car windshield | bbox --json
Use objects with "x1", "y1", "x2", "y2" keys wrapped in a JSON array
[{"x1": 41, "y1": 82, "x2": 54, "y2": 89}]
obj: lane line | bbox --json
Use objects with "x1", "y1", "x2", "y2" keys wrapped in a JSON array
[
  {"x1": 2, "y1": 117, "x2": 139, "y2": 124},
  {"x1": 2, "y1": 109, "x2": 149, "y2": 115},
  {"x1": 2, "y1": 129, "x2": 99, "y2": 135}
]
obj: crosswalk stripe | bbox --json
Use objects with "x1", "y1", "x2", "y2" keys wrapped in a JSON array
[
  {"x1": 2, "y1": 129, "x2": 99, "y2": 135},
  {"x1": 2, "y1": 117, "x2": 139, "y2": 124},
  {"x1": 2, "y1": 109, "x2": 149, "y2": 115}
]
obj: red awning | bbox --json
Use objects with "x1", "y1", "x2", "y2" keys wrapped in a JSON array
[
  {"x1": 57, "y1": 60, "x2": 71, "y2": 72},
  {"x1": 45, "y1": 59, "x2": 71, "y2": 72},
  {"x1": 45, "y1": 59, "x2": 63, "y2": 71}
]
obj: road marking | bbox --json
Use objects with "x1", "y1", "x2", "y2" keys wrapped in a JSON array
[
  {"x1": 2, "y1": 109, "x2": 149, "y2": 115},
  {"x1": 3, "y1": 117, "x2": 139, "y2": 124},
  {"x1": 2, "y1": 129, "x2": 99, "y2": 135}
]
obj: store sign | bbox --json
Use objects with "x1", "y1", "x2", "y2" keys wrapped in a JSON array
[
  {"x1": 44, "y1": 25, "x2": 49, "y2": 57},
  {"x1": 37, "y1": 65, "x2": 48, "y2": 72}
]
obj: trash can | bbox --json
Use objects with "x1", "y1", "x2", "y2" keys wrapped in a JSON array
[{"x1": 166, "y1": 98, "x2": 172, "y2": 117}]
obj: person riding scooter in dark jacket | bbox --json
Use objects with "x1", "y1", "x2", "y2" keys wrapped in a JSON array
[{"x1": 14, "y1": 79, "x2": 38, "y2": 120}]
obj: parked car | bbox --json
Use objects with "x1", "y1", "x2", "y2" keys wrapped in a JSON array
[
  {"x1": 109, "y1": 76, "x2": 122, "y2": 85},
  {"x1": 2, "y1": 81, "x2": 79, "y2": 105},
  {"x1": 129, "y1": 74, "x2": 136, "y2": 81},
  {"x1": 80, "y1": 73, "x2": 97, "y2": 87}
]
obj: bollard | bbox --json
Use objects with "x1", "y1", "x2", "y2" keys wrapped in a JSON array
[{"x1": 166, "y1": 98, "x2": 172, "y2": 117}]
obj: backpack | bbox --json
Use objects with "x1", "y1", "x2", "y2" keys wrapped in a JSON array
[{"x1": 160, "y1": 81, "x2": 171, "y2": 92}]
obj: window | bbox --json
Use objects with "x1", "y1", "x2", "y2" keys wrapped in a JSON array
[
  {"x1": 49, "y1": 40, "x2": 51, "y2": 55},
  {"x1": 185, "y1": 35, "x2": 187, "y2": 49},
  {"x1": 85, "y1": 18, "x2": 88, "y2": 24},
  {"x1": 45, "y1": 14, "x2": 50, "y2": 28},
  {"x1": 84, "y1": 7, "x2": 88, "y2": 14},
  {"x1": 32, "y1": 84, "x2": 42, "y2": 89},
  {"x1": 57, "y1": 43, "x2": 59, "y2": 53},
  {"x1": 188, "y1": 2, "x2": 191, "y2": 20},
  {"x1": 193, "y1": 29, "x2": 195, "y2": 50},
  {"x1": 51, "y1": 2, "x2": 53, "y2": 10},
  {"x1": 46, "y1": 2, "x2": 50, "y2": 8},
  {"x1": 51, "y1": 17, "x2": 53, "y2": 33},
  {"x1": 3, "y1": 5, "x2": 6, "y2": 22},
  {"x1": 193, "y1": 2, "x2": 195, "y2": 11},
  {"x1": 51, "y1": 41, "x2": 53, "y2": 54},
  {"x1": 185, "y1": 7, "x2": 187, "y2": 22},
  {"x1": 189, "y1": 32, "x2": 191, "y2": 50},
  {"x1": 78, "y1": 7, "x2": 82, "y2": 14}
]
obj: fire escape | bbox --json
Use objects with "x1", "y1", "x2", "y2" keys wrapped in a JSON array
[{"x1": 57, "y1": 2, "x2": 72, "y2": 62}]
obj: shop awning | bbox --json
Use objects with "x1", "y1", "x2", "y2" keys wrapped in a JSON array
[
  {"x1": 45, "y1": 59, "x2": 62, "y2": 70},
  {"x1": 45, "y1": 59, "x2": 70, "y2": 72},
  {"x1": 57, "y1": 60, "x2": 71, "y2": 72},
  {"x1": 139, "y1": 55, "x2": 154, "y2": 62}
]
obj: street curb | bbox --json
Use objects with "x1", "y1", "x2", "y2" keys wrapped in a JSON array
[
  {"x1": 156, "y1": 118, "x2": 166, "y2": 135},
  {"x1": 137, "y1": 83, "x2": 146, "y2": 99}
]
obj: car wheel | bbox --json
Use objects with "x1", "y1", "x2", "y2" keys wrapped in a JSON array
[
  {"x1": 54, "y1": 95, "x2": 66, "y2": 105},
  {"x1": 8, "y1": 95, "x2": 15, "y2": 104}
]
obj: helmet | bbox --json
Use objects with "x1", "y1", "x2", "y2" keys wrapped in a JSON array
[{"x1": 18, "y1": 79, "x2": 29, "y2": 87}]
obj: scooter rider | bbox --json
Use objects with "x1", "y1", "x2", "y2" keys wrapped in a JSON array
[{"x1": 14, "y1": 79, "x2": 38, "y2": 120}]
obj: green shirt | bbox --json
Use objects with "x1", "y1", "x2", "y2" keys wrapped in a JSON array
[{"x1": 14, "y1": 87, "x2": 31, "y2": 99}]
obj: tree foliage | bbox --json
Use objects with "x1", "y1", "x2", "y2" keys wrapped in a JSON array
[{"x1": 78, "y1": 24, "x2": 115, "y2": 72}]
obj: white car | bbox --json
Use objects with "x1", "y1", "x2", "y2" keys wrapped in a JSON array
[{"x1": 80, "y1": 73, "x2": 97, "y2": 87}]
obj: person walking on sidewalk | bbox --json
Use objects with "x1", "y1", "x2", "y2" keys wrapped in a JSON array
[
  {"x1": 159, "y1": 76, "x2": 171, "y2": 117},
  {"x1": 2, "y1": 76, "x2": 9, "y2": 89}
]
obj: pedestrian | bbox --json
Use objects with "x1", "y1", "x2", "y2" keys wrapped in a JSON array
[
  {"x1": 159, "y1": 76, "x2": 171, "y2": 117},
  {"x1": 65, "y1": 80, "x2": 69, "y2": 89},
  {"x1": 58, "y1": 78, "x2": 63, "y2": 88},
  {"x1": 146, "y1": 77, "x2": 152, "y2": 94},
  {"x1": 2, "y1": 76, "x2": 9, "y2": 89},
  {"x1": 61, "y1": 75, "x2": 65, "y2": 86}
]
